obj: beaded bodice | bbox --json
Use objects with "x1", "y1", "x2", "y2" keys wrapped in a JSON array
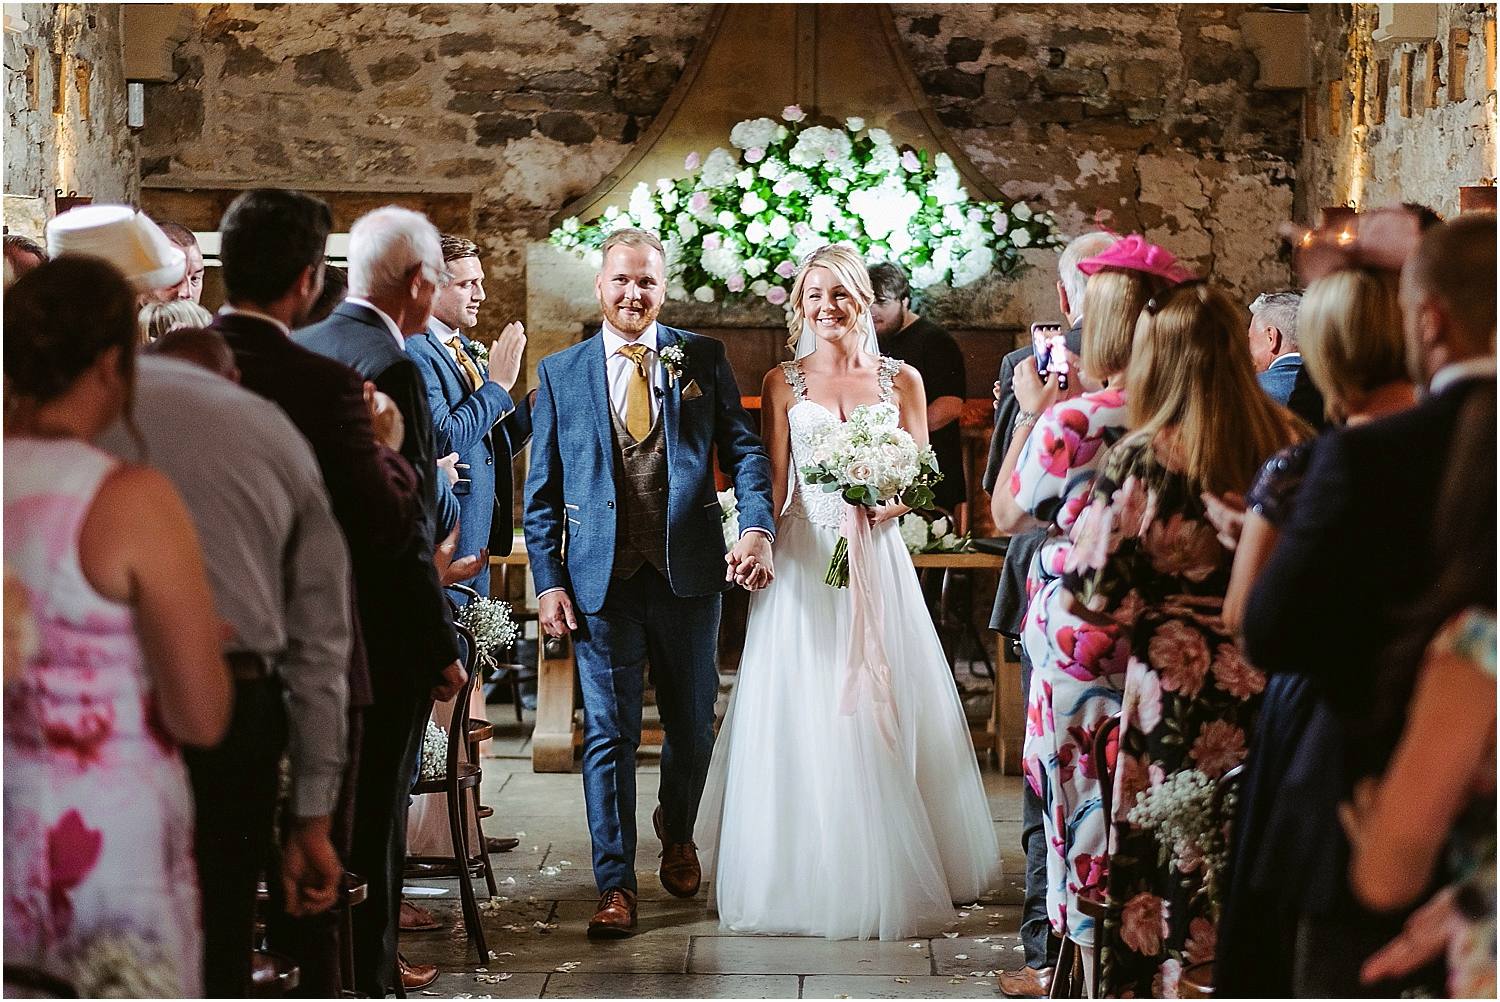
[{"x1": 780, "y1": 357, "x2": 900, "y2": 529}]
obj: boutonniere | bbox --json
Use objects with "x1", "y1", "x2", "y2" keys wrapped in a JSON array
[
  {"x1": 468, "y1": 338, "x2": 490, "y2": 366},
  {"x1": 659, "y1": 342, "x2": 686, "y2": 386}
]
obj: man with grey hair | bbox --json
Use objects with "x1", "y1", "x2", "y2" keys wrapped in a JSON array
[
  {"x1": 981, "y1": 228, "x2": 1116, "y2": 999},
  {"x1": 1249, "y1": 289, "x2": 1326, "y2": 429},
  {"x1": 295, "y1": 205, "x2": 465, "y2": 996}
]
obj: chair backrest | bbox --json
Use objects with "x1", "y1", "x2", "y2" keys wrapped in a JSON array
[
  {"x1": 1096, "y1": 712, "x2": 1121, "y2": 856},
  {"x1": 444, "y1": 622, "x2": 482, "y2": 777}
]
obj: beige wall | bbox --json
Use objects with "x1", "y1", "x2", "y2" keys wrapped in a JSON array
[{"x1": 1299, "y1": 3, "x2": 1496, "y2": 220}]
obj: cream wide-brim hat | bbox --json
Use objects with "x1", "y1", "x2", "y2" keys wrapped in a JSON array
[{"x1": 45, "y1": 204, "x2": 186, "y2": 292}]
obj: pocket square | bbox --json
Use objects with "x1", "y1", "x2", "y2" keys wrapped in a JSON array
[{"x1": 681, "y1": 379, "x2": 703, "y2": 400}]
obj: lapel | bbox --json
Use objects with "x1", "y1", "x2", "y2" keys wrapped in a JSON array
[
  {"x1": 425, "y1": 330, "x2": 471, "y2": 394},
  {"x1": 580, "y1": 331, "x2": 614, "y2": 465},
  {"x1": 658, "y1": 326, "x2": 682, "y2": 461}
]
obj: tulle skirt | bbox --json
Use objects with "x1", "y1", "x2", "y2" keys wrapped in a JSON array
[{"x1": 698, "y1": 511, "x2": 999, "y2": 940}]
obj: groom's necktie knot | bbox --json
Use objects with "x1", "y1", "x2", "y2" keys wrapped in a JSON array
[
  {"x1": 447, "y1": 336, "x2": 484, "y2": 391},
  {"x1": 618, "y1": 342, "x2": 652, "y2": 441}
]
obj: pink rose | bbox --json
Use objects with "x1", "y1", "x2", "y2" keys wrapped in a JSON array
[
  {"x1": 1147, "y1": 619, "x2": 1210, "y2": 697},
  {"x1": 1144, "y1": 513, "x2": 1223, "y2": 582},
  {"x1": 1210, "y1": 642, "x2": 1265, "y2": 700},
  {"x1": 684, "y1": 151, "x2": 701, "y2": 170},
  {"x1": 793, "y1": 221, "x2": 814, "y2": 239},
  {"x1": 703, "y1": 232, "x2": 722, "y2": 251},
  {"x1": 745, "y1": 146, "x2": 765, "y2": 163},
  {"x1": 1184, "y1": 916, "x2": 1217, "y2": 964},
  {"x1": 782, "y1": 104, "x2": 806, "y2": 122},
  {"x1": 901, "y1": 150, "x2": 921, "y2": 171},
  {"x1": 1125, "y1": 656, "x2": 1163, "y2": 733},
  {"x1": 726, "y1": 273, "x2": 745, "y2": 293},
  {"x1": 1110, "y1": 476, "x2": 1150, "y2": 542},
  {"x1": 689, "y1": 191, "x2": 710, "y2": 212},
  {"x1": 1119, "y1": 892, "x2": 1169, "y2": 956},
  {"x1": 765, "y1": 286, "x2": 788, "y2": 305},
  {"x1": 774, "y1": 259, "x2": 797, "y2": 279},
  {"x1": 1190, "y1": 719, "x2": 1246, "y2": 778}
]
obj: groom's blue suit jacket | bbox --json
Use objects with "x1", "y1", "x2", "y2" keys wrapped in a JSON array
[{"x1": 524, "y1": 324, "x2": 774, "y2": 615}]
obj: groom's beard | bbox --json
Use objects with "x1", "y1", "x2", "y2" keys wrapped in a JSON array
[{"x1": 602, "y1": 297, "x2": 660, "y2": 337}]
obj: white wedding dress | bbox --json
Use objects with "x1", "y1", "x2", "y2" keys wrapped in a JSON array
[{"x1": 697, "y1": 358, "x2": 999, "y2": 941}]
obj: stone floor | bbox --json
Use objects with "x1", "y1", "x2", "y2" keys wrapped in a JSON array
[{"x1": 400, "y1": 697, "x2": 1027, "y2": 1000}]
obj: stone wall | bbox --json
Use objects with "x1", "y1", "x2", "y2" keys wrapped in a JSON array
[
  {"x1": 1299, "y1": 4, "x2": 1496, "y2": 220},
  {"x1": 136, "y1": 2, "x2": 1306, "y2": 347},
  {"x1": 3, "y1": 3, "x2": 138, "y2": 234}
]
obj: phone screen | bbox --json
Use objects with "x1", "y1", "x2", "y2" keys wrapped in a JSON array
[{"x1": 1031, "y1": 323, "x2": 1062, "y2": 373}]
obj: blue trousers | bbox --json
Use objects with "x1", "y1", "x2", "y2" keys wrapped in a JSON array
[{"x1": 574, "y1": 564, "x2": 721, "y2": 894}]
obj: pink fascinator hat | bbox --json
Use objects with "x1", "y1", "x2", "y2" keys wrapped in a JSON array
[{"x1": 1077, "y1": 233, "x2": 1197, "y2": 285}]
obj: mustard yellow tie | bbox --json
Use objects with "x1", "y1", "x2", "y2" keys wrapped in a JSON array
[
  {"x1": 617, "y1": 342, "x2": 652, "y2": 442},
  {"x1": 446, "y1": 336, "x2": 484, "y2": 391}
]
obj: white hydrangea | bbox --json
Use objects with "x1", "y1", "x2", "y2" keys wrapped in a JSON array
[
  {"x1": 808, "y1": 193, "x2": 840, "y2": 231},
  {"x1": 675, "y1": 215, "x2": 699, "y2": 241},
  {"x1": 909, "y1": 260, "x2": 945, "y2": 288},
  {"x1": 758, "y1": 158, "x2": 788, "y2": 182},
  {"x1": 898, "y1": 513, "x2": 930, "y2": 552},
  {"x1": 735, "y1": 168, "x2": 757, "y2": 190},
  {"x1": 729, "y1": 116, "x2": 781, "y2": 150},
  {"x1": 846, "y1": 183, "x2": 922, "y2": 241},
  {"x1": 700, "y1": 242, "x2": 745, "y2": 281},
  {"x1": 932, "y1": 165, "x2": 968, "y2": 206},
  {"x1": 766, "y1": 215, "x2": 791, "y2": 241},
  {"x1": 699, "y1": 147, "x2": 738, "y2": 188},
  {"x1": 789, "y1": 126, "x2": 853, "y2": 168},
  {"x1": 694, "y1": 285, "x2": 716, "y2": 303},
  {"x1": 866, "y1": 141, "x2": 901, "y2": 175},
  {"x1": 951, "y1": 245, "x2": 996, "y2": 287},
  {"x1": 887, "y1": 227, "x2": 915, "y2": 254},
  {"x1": 745, "y1": 219, "x2": 769, "y2": 245},
  {"x1": 741, "y1": 191, "x2": 768, "y2": 215}
]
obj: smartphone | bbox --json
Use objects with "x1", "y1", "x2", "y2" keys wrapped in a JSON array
[{"x1": 1030, "y1": 323, "x2": 1070, "y2": 391}]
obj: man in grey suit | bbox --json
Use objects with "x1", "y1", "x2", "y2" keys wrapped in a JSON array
[{"x1": 524, "y1": 228, "x2": 775, "y2": 938}]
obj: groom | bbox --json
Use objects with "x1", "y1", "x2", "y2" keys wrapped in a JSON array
[{"x1": 524, "y1": 227, "x2": 775, "y2": 937}]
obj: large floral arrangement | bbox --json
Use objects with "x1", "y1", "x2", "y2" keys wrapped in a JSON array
[
  {"x1": 801, "y1": 402, "x2": 940, "y2": 586},
  {"x1": 550, "y1": 106, "x2": 1063, "y2": 304}
]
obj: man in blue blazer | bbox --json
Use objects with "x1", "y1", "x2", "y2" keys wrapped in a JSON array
[
  {"x1": 407, "y1": 234, "x2": 532, "y2": 599},
  {"x1": 524, "y1": 228, "x2": 775, "y2": 937}
]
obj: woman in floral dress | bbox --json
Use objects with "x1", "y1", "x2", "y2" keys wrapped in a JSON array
[
  {"x1": 1061, "y1": 282, "x2": 1305, "y2": 997},
  {"x1": 991, "y1": 235, "x2": 1188, "y2": 957},
  {"x1": 4, "y1": 258, "x2": 231, "y2": 996}
]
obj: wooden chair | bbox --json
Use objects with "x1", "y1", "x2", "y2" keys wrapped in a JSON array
[
  {"x1": 337, "y1": 872, "x2": 368, "y2": 998},
  {"x1": 1052, "y1": 713, "x2": 1120, "y2": 999},
  {"x1": 451, "y1": 582, "x2": 537, "y2": 725},
  {"x1": 408, "y1": 621, "x2": 495, "y2": 962},
  {"x1": 1173, "y1": 764, "x2": 1245, "y2": 999}
]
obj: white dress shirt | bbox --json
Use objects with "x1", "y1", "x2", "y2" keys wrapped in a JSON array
[
  {"x1": 1429, "y1": 355, "x2": 1497, "y2": 396},
  {"x1": 345, "y1": 297, "x2": 406, "y2": 348},
  {"x1": 428, "y1": 315, "x2": 466, "y2": 365},
  {"x1": 602, "y1": 320, "x2": 662, "y2": 428}
]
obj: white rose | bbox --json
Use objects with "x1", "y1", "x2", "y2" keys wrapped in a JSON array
[
  {"x1": 717, "y1": 210, "x2": 737, "y2": 228},
  {"x1": 1010, "y1": 227, "x2": 1033, "y2": 248},
  {"x1": 846, "y1": 461, "x2": 875, "y2": 486},
  {"x1": 745, "y1": 219, "x2": 769, "y2": 244},
  {"x1": 666, "y1": 282, "x2": 688, "y2": 301},
  {"x1": 931, "y1": 516, "x2": 949, "y2": 538},
  {"x1": 750, "y1": 279, "x2": 770, "y2": 296},
  {"x1": 766, "y1": 215, "x2": 791, "y2": 241},
  {"x1": 1013, "y1": 201, "x2": 1033, "y2": 220},
  {"x1": 743, "y1": 256, "x2": 768, "y2": 277},
  {"x1": 846, "y1": 117, "x2": 866, "y2": 131},
  {"x1": 694, "y1": 286, "x2": 715, "y2": 303},
  {"x1": 741, "y1": 191, "x2": 768, "y2": 215},
  {"x1": 699, "y1": 148, "x2": 738, "y2": 188}
]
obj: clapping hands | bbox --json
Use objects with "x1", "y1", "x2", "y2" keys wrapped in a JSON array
[{"x1": 486, "y1": 321, "x2": 527, "y2": 392}]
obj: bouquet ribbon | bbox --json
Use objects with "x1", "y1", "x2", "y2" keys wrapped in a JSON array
[{"x1": 838, "y1": 504, "x2": 901, "y2": 750}]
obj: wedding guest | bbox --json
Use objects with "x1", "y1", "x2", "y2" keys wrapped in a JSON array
[
  {"x1": 210, "y1": 189, "x2": 440, "y2": 996},
  {"x1": 137, "y1": 299, "x2": 213, "y2": 345},
  {"x1": 99, "y1": 331, "x2": 352, "y2": 996},
  {"x1": 152, "y1": 220, "x2": 205, "y2": 304},
  {"x1": 4, "y1": 257, "x2": 231, "y2": 997},
  {"x1": 3, "y1": 232, "x2": 47, "y2": 279},
  {"x1": 305, "y1": 263, "x2": 348, "y2": 326},
  {"x1": 980, "y1": 228, "x2": 1114, "y2": 999},
  {"x1": 992, "y1": 235, "x2": 1190, "y2": 983},
  {"x1": 1062, "y1": 282, "x2": 1303, "y2": 997},
  {"x1": 46, "y1": 205, "x2": 186, "y2": 307},
  {"x1": 1212, "y1": 264, "x2": 1414, "y2": 998},
  {"x1": 1246, "y1": 290, "x2": 1326, "y2": 430},
  {"x1": 293, "y1": 205, "x2": 466, "y2": 994},
  {"x1": 1240, "y1": 212, "x2": 1495, "y2": 997},
  {"x1": 869, "y1": 260, "x2": 968, "y2": 523},
  {"x1": 406, "y1": 233, "x2": 531, "y2": 600},
  {"x1": 1341, "y1": 385, "x2": 1495, "y2": 997},
  {"x1": 146, "y1": 324, "x2": 240, "y2": 379}
]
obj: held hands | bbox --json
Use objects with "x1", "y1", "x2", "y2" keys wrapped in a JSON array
[
  {"x1": 430, "y1": 658, "x2": 467, "y2": 702},
  {"x1": 487, "y1": 321, "x2": 527, "y2": 392},
  {"x1": 363, "y1": 382, "x2": 405, "y2": 451},
  {"x1": 725, "y1": 532, "x2": 775, "y2": 591},
  {"x1": 539, "y1": 591, "x2": 578, "y2": 638},
  {"x1": 280, "y1": 815, "x2": 341, "y2": 917}
]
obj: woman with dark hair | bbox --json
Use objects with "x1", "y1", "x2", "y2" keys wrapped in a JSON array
[
  {"x1": 3, "y1": 257, "x2": 231, "y2": 996},
  {"x1": 1060, "y1": 282, "x2": 1305, "y2": 996}
]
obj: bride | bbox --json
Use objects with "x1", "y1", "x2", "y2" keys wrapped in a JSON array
[{"x1": 698, "y1": 245, "x2": 999, "y2": 941}]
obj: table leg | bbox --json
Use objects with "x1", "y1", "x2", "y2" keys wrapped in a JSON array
[{"x1": 531, "y1": 632, "x2": 577, "y2": 773}]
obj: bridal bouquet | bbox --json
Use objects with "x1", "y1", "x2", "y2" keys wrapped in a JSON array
[{"x1": 800, "y1": 402, "x2": 941, "y2": 586}]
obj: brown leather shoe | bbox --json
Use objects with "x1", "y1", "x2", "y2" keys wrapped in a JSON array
[
  {"x1": 998, "y1": 966, "x2": 1053, "y2": 998},
  {"x1": 399, "y1": 899, "x2": 443, "y2": 932},
  {"x1": 653, "y1": 805, "x2": 701, "y2": 898},
  {"x1": 587, "y1": 887, "x2": 638, "y2": 938},
  {"x1": 486, "y1": 836, "x2": 520, "y2": 853},
  {"x1": 397, "y1": 954, "x2": 439, "y2": 991}
]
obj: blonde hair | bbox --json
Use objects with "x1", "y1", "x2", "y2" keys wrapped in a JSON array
[
  {"x1": 1126, "y1": 283, "x2": 1299, "y2": 496},
  {"x1": 137, "y1": 299, "x2": 213, "y2": 345},
  {"x1": 1298, "y1": 268, "x2": 1408, "y2": 423},
  {"x1": 1081, "y1": 266, "x2": 1169, "y2": 382},
  {"x1": 785, "y1": 244, "x2": 875, "y2": 352}
]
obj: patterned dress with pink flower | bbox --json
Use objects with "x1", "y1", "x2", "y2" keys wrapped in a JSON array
[
  {"x1": 1010, "y1": 386, "x2": 1130, "y2": 948},
  {"x1": 3, "y1": 439, "x2": 202, "y2": 997},
  {"x1": 1062, "y1": 436, "x2": 1265, "y2": 999}
]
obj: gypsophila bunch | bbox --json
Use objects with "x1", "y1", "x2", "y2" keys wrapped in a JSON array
[
  {"x1": 419, "y1": 718, "x2": 448, "y2": 780},
  {"x1": 549, "y1": 106, "x2": 1062, "y2": 304},
  {"x1": 468, "y1": 339, "x2": 490, "y2": 367},
  {"x1": 458, "y1": 597, "x2": 520, "y2": 657},
  {"x1": 1126, "y1": 767, "x2": 1233, "y2": 908},
  {"x1": 65, "y1": 931, "x2": 181, "y2": 998},
  {"x1": 717, "y1": 489, "x2": 741, "y2": 550},
  {"x1": 897, "y1": 512, "x2": 970, "y2": 554},
  {"x1": 800, "y1": 402, "x2": 941, "y2": 586}
]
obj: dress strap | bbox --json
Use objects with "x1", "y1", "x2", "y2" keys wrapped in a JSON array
[
  {"x1": 877, "y1": 356, "x2": 900, "y2": 403},
  {"x1": 780, "y1": 360, "x2": 808, "y2": 402}
]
